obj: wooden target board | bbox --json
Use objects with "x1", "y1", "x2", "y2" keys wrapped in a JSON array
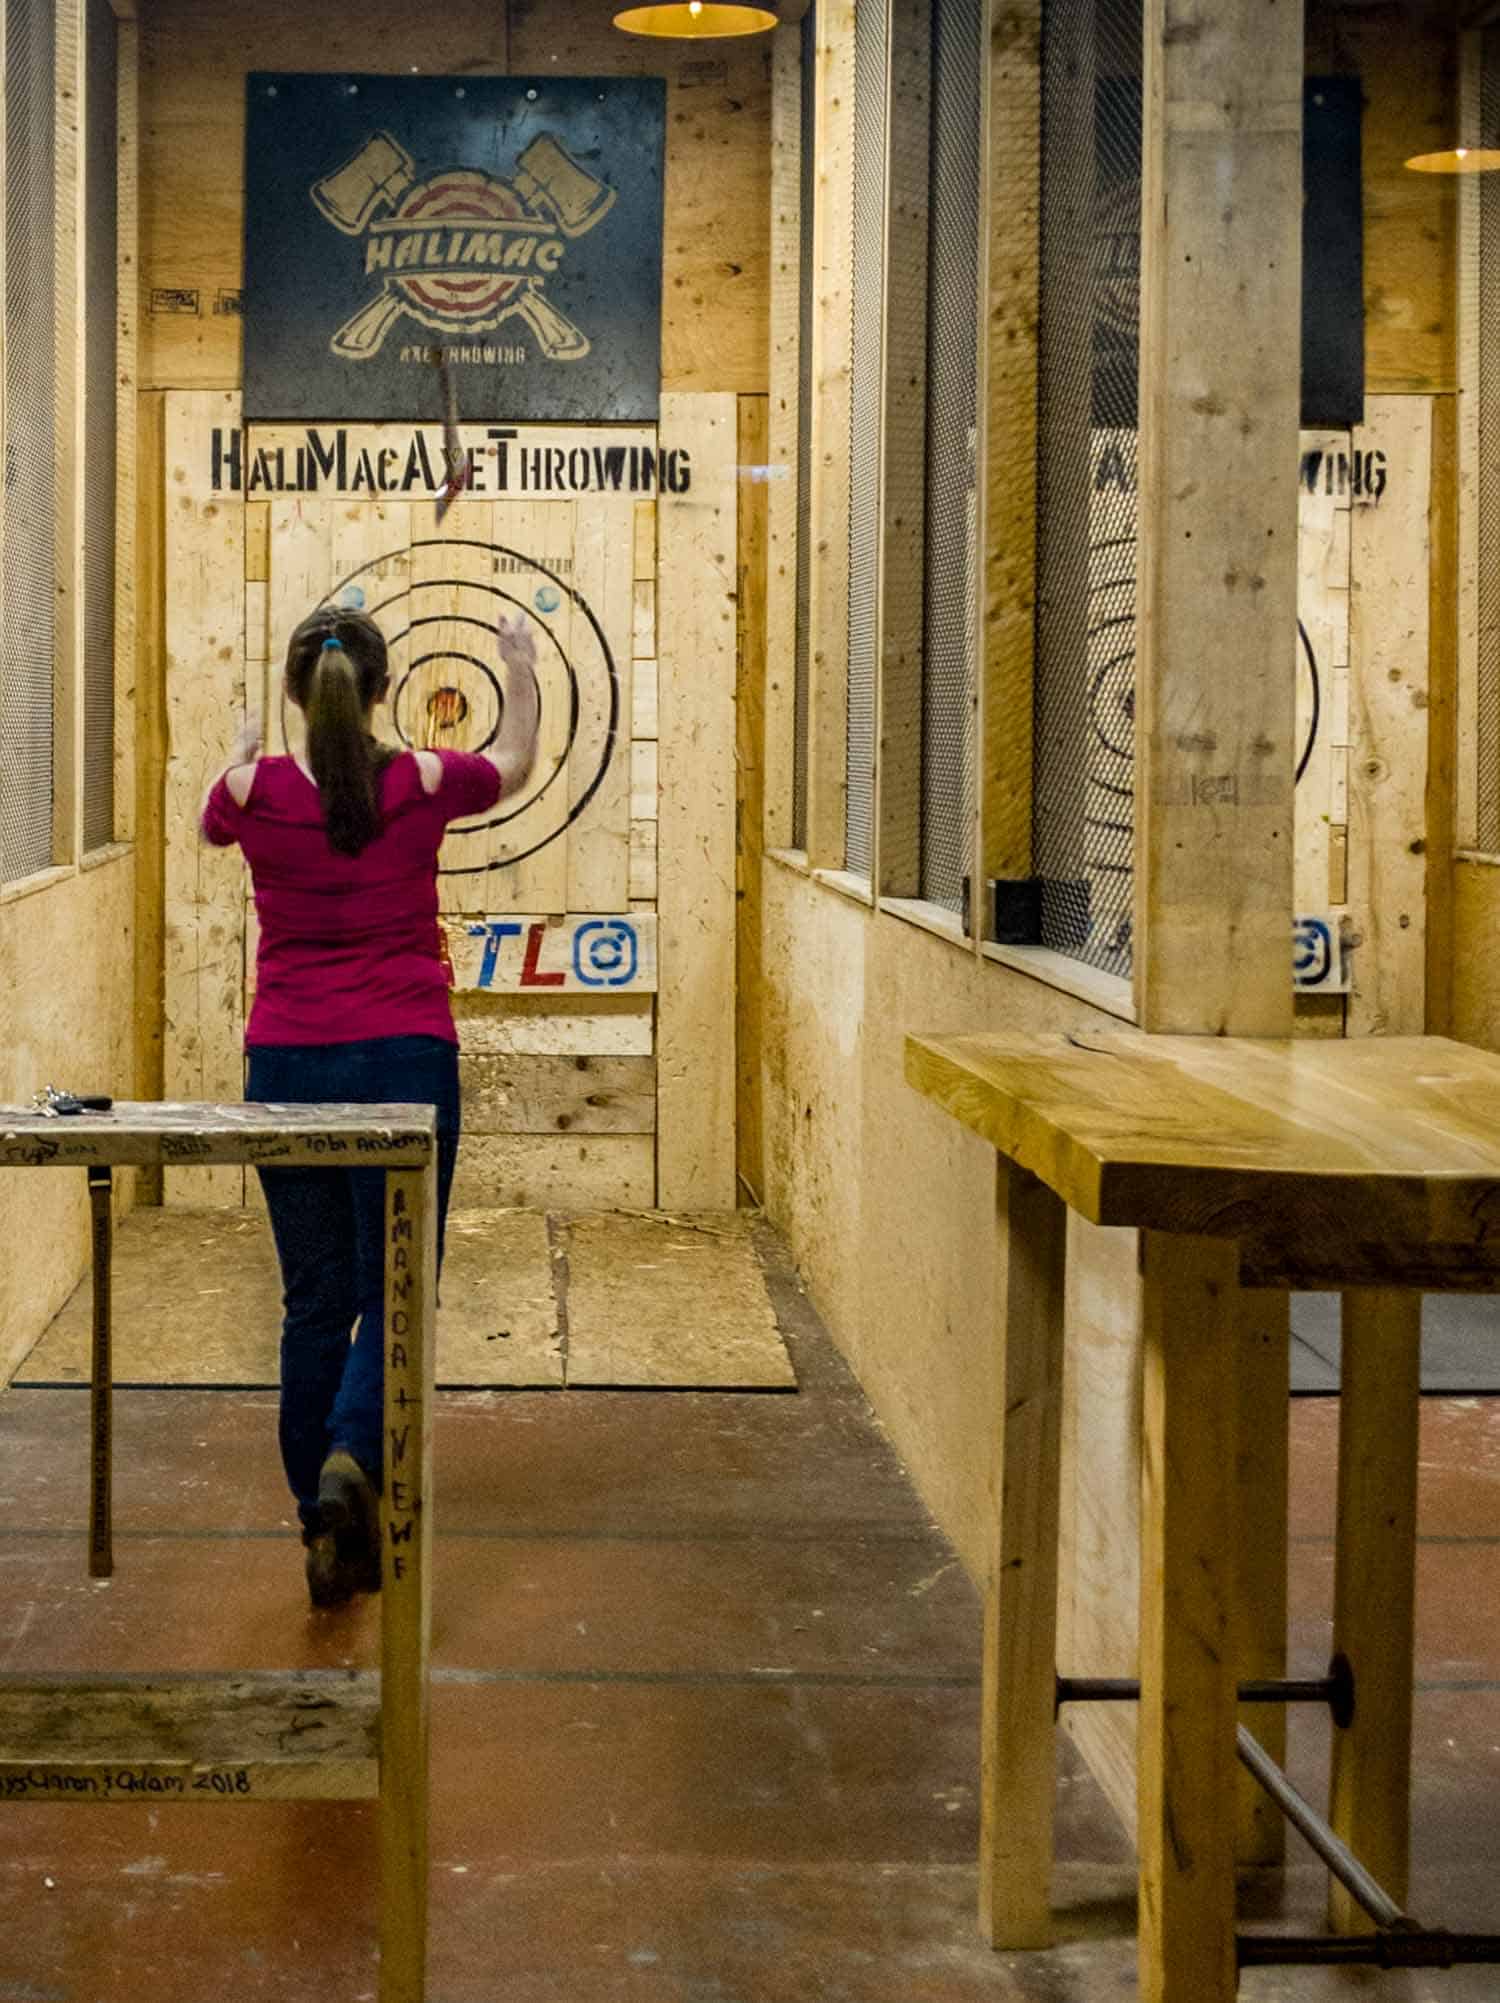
[{"x1": 164, "y1": 393, "x2": 737, "y2": 1211}]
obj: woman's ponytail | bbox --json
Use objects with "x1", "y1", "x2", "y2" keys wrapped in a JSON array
[{"x1": 284, "y1": 610, "x2": 393, "y2": 857}]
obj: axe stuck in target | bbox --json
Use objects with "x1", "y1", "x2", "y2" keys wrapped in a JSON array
[{"x1": 312, "y1": 129, "x2": 616, "y2": 361}]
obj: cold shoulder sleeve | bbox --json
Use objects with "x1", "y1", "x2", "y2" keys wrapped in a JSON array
[{"x1": 201, "y1": 772, "x2": 241, "y2": 847}]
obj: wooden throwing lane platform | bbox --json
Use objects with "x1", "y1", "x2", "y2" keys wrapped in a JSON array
[
  {"x1": 0, "y1": 1100, "x2": 437, "y2": 2003},
  {"x1": 905, "y1": 1031, "x2": 1500, "y2": 2001}
]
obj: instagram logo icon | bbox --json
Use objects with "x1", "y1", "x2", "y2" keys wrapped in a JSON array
[{"x1": 573, "y1": 919, "x2": 639, "y2": 988}]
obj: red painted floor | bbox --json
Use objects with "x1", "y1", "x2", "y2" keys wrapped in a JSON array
[{"x1": 0, "y1": 1277, "x2": 1496, "y2": 2001}]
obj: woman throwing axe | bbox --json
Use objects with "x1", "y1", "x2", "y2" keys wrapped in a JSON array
[{"x1": 202, "y1": 605, "x2": 541, "y2": 1606}]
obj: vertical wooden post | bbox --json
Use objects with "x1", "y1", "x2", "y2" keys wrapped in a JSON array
[
  {"x1": 379, "y1": 1156, "x2": 437, "y2": 2003},
  {"x1": 1328, "y1": 1289, "x2": 1420, "y2": 1932},
  {"x1": 804, "y1": 0, "x2": 855, "y2": 870},
  {"x1": 1132, "y1": 3, "x2": 1302, "y2": 1984},
  {"x1": 764, "y1": 22, "x2": 802, "y2": 859},
  {"x1": 1134, "y1": 0, "x2": 1303, "y2": 1034},
  {"x1": 657, "y1": 392, "x2": 739, "y2": 1212},
  {"x1": 1232, "y1": 1290, "x2": 1289, "y2": 1866},
  {"x1": 979, "y1": 0, "x2": 1041, "y2": 892},
  {"x1": 87, "y1": 1165, "x2": 113, "y2": 1580},
  {"x1": 980, "y1": 1159, "x2": 1066, "y2": 1947},
  {"x1": 1138, "y1": 1230, "x2": 1240, "y2": 2003}
]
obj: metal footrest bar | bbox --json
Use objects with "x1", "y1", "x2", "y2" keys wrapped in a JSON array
[
  {"x1": 1238, "y1": 1932, "x2": 1500, "y2": 1970},
  {"x1": 1234, "y1": 1726, "x2": 1500, "y2": 1973},
  {"x1": 1055, "y1": 1656, "x2": 1354, "y2": 1727},
  {"x1": 1235, "y1": 1724, "x2": 1404, "y2": 1927}
]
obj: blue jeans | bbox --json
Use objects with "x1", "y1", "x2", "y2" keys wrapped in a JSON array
[{"x1": 247, "y1": 1036, "x2": 460, "y2": 1534}]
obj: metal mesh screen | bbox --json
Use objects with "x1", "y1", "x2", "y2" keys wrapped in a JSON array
[
  {"x1": 791, "y1": 2, "x2": 816, "y2": 851},
  {"x1": 2, "y1": 0, "x2": 58, "y2": 882},
  {"x1": 1031, "y1": 0, "x2": 1142, "y2": 974},
  {"x1": 83, "y1": 0, "x2": 118, "y2": 852},
  {"x1": 845, "y1": 0, "x2": 888, "y2": 881},
  {"x1": 920, "y1": 0, "x2": 982, "y2": 914},
  {"x1": 1478, "y1": 30, "x2": 1500, "y2": 851}
]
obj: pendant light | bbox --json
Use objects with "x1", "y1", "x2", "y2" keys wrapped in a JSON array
[
  {"x1": 1405, "y1": 147, "x2": 1500, "y2": 173},
  {"x1": 613, "y1": 0, "x2": 779, "y2": 38}
]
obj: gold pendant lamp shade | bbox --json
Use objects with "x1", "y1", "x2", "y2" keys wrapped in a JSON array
[
  {"x1": 613, "y1": 0, "x2": 779, "y2": 36},
  {"x1": 1405, "y1": 147, "x2": 1500, "y2": 174}
]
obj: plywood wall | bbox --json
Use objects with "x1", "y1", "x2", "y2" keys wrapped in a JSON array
[
  {"x1": 137, "y1": 0, "x2": 769, "y2": 396},
  {"x1": 160, "y1": 390, "x2": 738, "y2": 1211},
  {"x1": 0, "y1": 858, "x2": 137, "y2": 1381}
]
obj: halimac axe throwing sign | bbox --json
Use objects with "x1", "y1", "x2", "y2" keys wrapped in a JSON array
[{"x1": 243, "y1": 74, "x2": 665, "y2": 423}]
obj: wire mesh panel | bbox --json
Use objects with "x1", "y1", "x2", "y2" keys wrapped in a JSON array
[
  {"x1": 792, "y1": 2, "x2": 817, "y2": 851},
  {"x1": 845, "y1": 0, "x2": 888, "y2": 881},
  {"x1": 1478, "y1": 30, "x2": 1500, "y2": 852},
  {"x1": 83, "y1": 0, "x2": 118, "y2": 853},
  {"x1": 2, "y1": 0, "x2": 59, "y2": 882},
  {"x1": 920, "y1": 0, "x2": 982, "y2": 915},
  {"x1": 1031, "y1": 0, "x2": 1142, "y2": 974}
]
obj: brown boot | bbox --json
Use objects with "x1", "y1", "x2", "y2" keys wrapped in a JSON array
[
  {"x1": 304, "y1": 1527, "x2": 357, "y2": 1608},
  {"x1": 317, "y1": 1450, "x2": 381, "y2": 1593}
]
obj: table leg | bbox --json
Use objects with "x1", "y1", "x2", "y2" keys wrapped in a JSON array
[
  {"x1": 1327, "y1": 1288, "x2": 1420, "y2": 1932},
  {"x1": 87, "y1": 1166, "x2": 113, "y2": 1580},
  {"x1": 1233, "y1": 1290, "x2": 1289, "y2": 1867},
  {"x1": 380, "y1": 1159, "x2": 438, "y2": 2003},
  {"x1": 979, "y1": 1160, "x2": 1067, "y2": 1948},
  {"x1": 1138, "y1": 1230, "x2": 1240, "y2": 2003}
]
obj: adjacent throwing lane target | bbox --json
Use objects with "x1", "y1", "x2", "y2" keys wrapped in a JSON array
[{"x1": 317, "y1": 536, "x2": 619, "y2": 875}]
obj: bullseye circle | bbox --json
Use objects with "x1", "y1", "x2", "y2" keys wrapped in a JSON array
[{"x1": 316, "y1": 537, "x2": 619, "y2": 876}]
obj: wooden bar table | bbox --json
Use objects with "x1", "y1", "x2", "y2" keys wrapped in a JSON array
[
  {"x1": 0, "y1": 1100, "x2": 439, "y2": 2003},
  {"x1": 904, "y1": 1029, "x2": 1500, "y2": 2002}
]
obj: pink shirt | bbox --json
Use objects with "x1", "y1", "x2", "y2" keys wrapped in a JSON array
[{"x1": 201, "y1": 749, "x2": 501, "y2": 1047}]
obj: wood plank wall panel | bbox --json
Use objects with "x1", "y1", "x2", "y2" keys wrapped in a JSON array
[
  {"x1": 657, "y1": 390, "x2": 738, "y2": 1209},
  {"x1": 138, "y1": 0, "x2": 769, "y2": 395},
  {"x1": 162, "y1": 390, "x2": 246, "y2": 1204}
]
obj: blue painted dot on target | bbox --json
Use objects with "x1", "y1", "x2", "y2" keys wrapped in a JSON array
[
  {"x1": 338, "y1": 584, "x2": 366, "y2": 610},
  {"x1": 533, "y1": 585, "x2": 561, "y2": 615}
]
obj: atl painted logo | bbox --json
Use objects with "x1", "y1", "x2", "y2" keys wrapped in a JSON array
[{"x1": 312, "y1": 130, "x2": 616, "y2": 360}]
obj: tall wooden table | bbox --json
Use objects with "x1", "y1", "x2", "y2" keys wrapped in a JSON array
[
  {"x1": 905, "y1": 1030, "x2": 1500, "y2": 2002},
  {"x1": 0, "y1": 1102, "x2": 439, "y2": 2003}
]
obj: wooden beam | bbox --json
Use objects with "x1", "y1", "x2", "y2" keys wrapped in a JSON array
[
  {"x1": 737, "y1": 393, "x2": 770, "y2": 1201},
  {"x1": 876, "y1": 0, "x2": 930, "y2": 899},
  {"x1": 1133, "y1": 0, "x2": 1304, "y2": 1035},
  {"x1": 1138, "y1": 1229, "x2": 1240, "y2": 2003},
  {"x1": 979, "y1": 0, "x2": 1041, "y2": 887},
  {"x1": 804, "y1": 0, "x2": 855, "y2": 869},
  {"x1": 113, "y1": 14, "x2": 140, "y2": 849},
  {"x1": 379, "y1": 1161, "x2": 437, "y2": 2003},
  {"x1": 763, "y1": 23, "x2": 801, "y2": 855},
  {"x1": 980, "y1": 1159, "x2": 1066, "y2": 1947},
  {"x1": 1327, "y1": 1289, "x2": 1420, "y2": 1933},
  {"x1": 54, "y1": 0, "x2": 87, "y2": 870},
  {"x1": 657, "y1": 391, "x2": 739, "y2": 1210},
  {"x1": 1232, "y1": 1289, "x2": 1289, "y2": 1867}
]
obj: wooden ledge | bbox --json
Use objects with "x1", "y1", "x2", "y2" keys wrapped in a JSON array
[
  {"x1": 0, "y1": 1101, "x2": 436, "y2": 1172},
  {"x1": 0, "y1": 1671, "x2": 379, "y2": 1802}
]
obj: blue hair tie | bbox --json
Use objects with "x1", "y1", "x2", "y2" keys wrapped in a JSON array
[{"x1": 321, "y1": 635, "x2": 343, "y2": 652}]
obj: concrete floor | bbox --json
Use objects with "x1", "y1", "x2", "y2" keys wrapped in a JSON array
[{"x1": 0, "y1": 1234, "x2": 1496, "y2": 2001}]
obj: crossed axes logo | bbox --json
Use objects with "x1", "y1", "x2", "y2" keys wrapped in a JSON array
[{"x1": 313, "y1": 129, "x2": 616, "y2": 361}]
